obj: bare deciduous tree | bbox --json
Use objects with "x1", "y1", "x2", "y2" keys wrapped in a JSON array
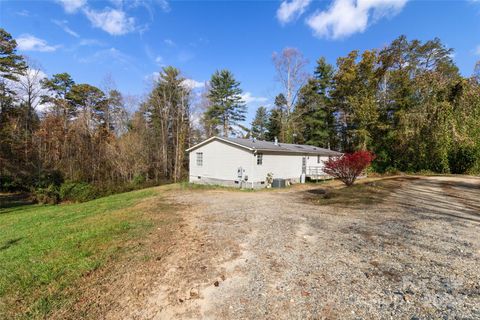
[{"x1": 272, "y1": 47, "x2": 308, "y2": 142}]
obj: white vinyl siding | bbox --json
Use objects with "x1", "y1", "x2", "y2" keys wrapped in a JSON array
[
  {"x1": 251, "y1": 153, "x2": 303, "y2": 182},
  {"x1": 189, "y1": 140, "x2": 254, "y2": 183},
  {"x1": 188, "y1": 138, "x2": 335, "y2": 186}
]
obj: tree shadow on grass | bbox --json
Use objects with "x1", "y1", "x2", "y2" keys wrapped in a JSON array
[
  {"x1": 390, "y1": 179, "x2": 480, "y2": 224},
  {"x1": 0, "y1": 237, "x2": 23, "y2": 251},
  {"x1": 303, "y1": 176, "x2": 418, "y2": 208}
]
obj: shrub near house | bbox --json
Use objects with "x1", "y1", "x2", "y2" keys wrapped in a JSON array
[{"x1": 323, "y1": 151, "x2": 375, "y2": 186}]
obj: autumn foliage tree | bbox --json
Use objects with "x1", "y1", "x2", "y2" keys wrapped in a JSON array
[{"x1": 323, "y1": 151, "x2": 375, "y2": 186}]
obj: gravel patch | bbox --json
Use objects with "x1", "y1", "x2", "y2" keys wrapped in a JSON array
[{"x1": 109, "y1": 176, "x2": 480, "y2": 319}]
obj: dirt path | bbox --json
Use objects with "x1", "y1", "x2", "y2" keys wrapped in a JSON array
[{"x1": 106, "y1": 176, "x2": 480, "y2": 319}]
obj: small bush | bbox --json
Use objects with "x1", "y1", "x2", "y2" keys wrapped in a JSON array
[
  {"x1": 323, "y1": 150, "x2": 376, "y2": 186},
  {"x1": 35, "y1": 170, "x2": 64, "y2": 188},
  {"x1": 384, "y1": 166, "x2": 401, "y2": 175},
  {"x1": 59, "y1": 182, "x2": 98, "y2": 203},
  {"x1": 0, "y1": 175, "x2": 18, "y2": 192},
  {"x1": 132, "y1": 174, "x2": 146, "y2": 185},
  {"x1": 34, "y1": 184, "x2": 60, "y2": 204},
  {"x1": 1, "y1": 174, "x2": 32, "y2": 192},
  {"x1": 417, "y1": 169, "x2": 435, "y2": 176},
  {"x1": 448, "y1": 145, "x2": 478, "y2": 174}
]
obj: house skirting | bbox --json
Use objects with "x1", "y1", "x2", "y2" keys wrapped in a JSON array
[{"x1": 189, "y1": 175, "x2": 301, "y2": 189}]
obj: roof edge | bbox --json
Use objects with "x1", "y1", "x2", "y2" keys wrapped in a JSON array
[
  {"x1": 186, "y1": 136, "x2": 254, "y2": 153},
  {"x1": 254, "y1": 148, "x2": 342, "y2": 155}
]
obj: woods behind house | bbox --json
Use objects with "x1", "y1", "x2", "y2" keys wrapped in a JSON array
[{"x1": 1, "y1": 28, "x2": 479, "y2": 202}]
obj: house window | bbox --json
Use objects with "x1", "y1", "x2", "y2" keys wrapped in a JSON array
[
  {"x1": 196, "y1": 152, "x2": 203, "y2": 166},
  {"x1": 257, "y1": 153, "x2": 263, "y2": 165}
]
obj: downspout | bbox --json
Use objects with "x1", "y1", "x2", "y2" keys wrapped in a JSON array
[{"x1": 252, "y1": 148, "x2": 256, "y2": 189}]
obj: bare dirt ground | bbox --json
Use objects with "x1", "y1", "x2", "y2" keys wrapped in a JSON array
[{"x1": 72, "y1": 176, "x2": 480, "y2": 319}]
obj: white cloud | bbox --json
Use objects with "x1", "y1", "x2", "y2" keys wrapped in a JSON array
[
  {"x1": 52, "y1": 20, "x2": 80, "y2": 38},
  {"x1": 177, "y1": 50, "x2": 194, "y2": 62},
  {"x1": 56, "y1": 0, "x2": 168, "y2": 36},
  {"x1": 57, "y1": 0, "x2": 87, "y2": 13},
  {"x1": 277, "y1": 0, "x2": 312, "y2": 24},
  {"x1": 84, "y1": 7, "x2": 136, "y2": 35},
  {"x1": 474, "y1": 45, "x2": 480, "y2": 55},
  {"x1": 16, "y1": 34, "x2": 59, "y2": 52},
  {"x1": 183, "y1": 79, "x2": 205, "y2": 90},
  {"x1": 79, "y1": 47, "x2": 132, "y2": 65},
  {"x1": 155, "y1": 56, "x2": 164, "y2": 65},
  {"x1": 164, "y1": 39, "x2": 175, "y2": 46},
  {"x1": 16, "y1": 10, "x2": 30, "y2": 17},
  {"x1": 79, "y1": 38, "x2": 104, "y2": 46},
  {"x1": 117, "y1": 0, "x2": 170, "y2": 12},
  {"x1": 241, "y1": 92, "x2": 268, "y2": 104},
  {"x1": 306, "y1": 0, "x2": 408, "y2": 39},
  {"x1": 156, "y1": 0, "x2": 170, "y2": 12},
  {"x1": 109, "y1": 0, "x2": 124, "y2": 7},
  {"x1": 145, "y1": 71, "x2": 160, "y2": 83}
]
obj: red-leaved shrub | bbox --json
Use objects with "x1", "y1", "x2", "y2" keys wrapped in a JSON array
[{"x1": 323, "y1": 151, "x2": 376, "y2": 186}]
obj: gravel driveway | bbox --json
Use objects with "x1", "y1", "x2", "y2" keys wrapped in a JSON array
[{"x1": 110, "y1": 176, "x2": 480, "y2": 319}]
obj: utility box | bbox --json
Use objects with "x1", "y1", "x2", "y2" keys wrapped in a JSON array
[{"x1": 272, "y1": 178, "x2": 286, "y2": 188}]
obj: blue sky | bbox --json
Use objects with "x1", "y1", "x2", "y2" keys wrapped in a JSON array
[{"x1": 1, "y1": 0, "x2": 480, "y2": 123}]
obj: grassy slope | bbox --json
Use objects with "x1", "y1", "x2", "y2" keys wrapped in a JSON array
[{"x1": 0, "y1": 187, "x2": 175, "y2": 319}]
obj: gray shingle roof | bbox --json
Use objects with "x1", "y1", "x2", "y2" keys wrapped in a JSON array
[
  {"x1": 213, "y1": 137, "x2": 342, "y2": 156},
  {"x1": 221, "y1": 137, "x2": 341, "y2": 156}
]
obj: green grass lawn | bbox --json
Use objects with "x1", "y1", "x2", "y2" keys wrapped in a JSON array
[{"x1": 0, "y1": 187, "x2": 176, "y2": 319}]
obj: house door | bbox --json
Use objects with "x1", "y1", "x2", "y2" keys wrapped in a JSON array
[{"x1": 302, "y1": 156, "x2": 307, "y2": 174}]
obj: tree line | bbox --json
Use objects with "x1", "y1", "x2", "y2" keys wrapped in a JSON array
[
  {"x1": 250, "y1": 38, "x2": 480, "y2": 174},
  {"x1": 1, "y1": 27, "x2": 479, "y2": 200}
]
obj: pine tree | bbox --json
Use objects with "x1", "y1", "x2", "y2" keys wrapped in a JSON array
[
  {"x1": 265, "y1": 108, "x2": 281, "y2": 142},
  {"x1": 0, "y1": 28, "x2": 27, "y2": 184},
  {"x1": 314, "y1": 57, "x2": 336, "y2": 148},
  {"x1": 294, "y1": 57, "x2": 335, "y2": 147},
  {"x1": 269, "y1": 93, "x2": 287, "y2": 141},
  {"x1": 0, "y1": 28, "x2": 26, "y2": 82},
  {"x1": 206, "y1": 70, "x2": 246, "y2": 137},
  {"x1": 41, "y1": 73, "x2": 76, "y2": 123},
  {"x1": 295, "y1": 79, "x2": 329, "y2": 146},
  {"x1": 251, "y1": 106, "x2": 269, "y2": 140}
]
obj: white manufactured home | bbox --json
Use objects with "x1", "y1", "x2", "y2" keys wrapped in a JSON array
[{"x1": 186, "y1": 136, "x2": 342, "y2": 188}]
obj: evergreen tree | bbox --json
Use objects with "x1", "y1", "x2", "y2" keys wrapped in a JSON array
[
  {"x1": 294, "y1": 57, "x2": 335, "y2": 147},
  {"x1": 295, "y1": 79, "x2": 329, "y2": 146},
  {"x1": 269, "y1": 93, "x2": 287, "y2": 141},
  {"x1": 331, "y1": 50, "x2": 359, "y2": 152},
  {"x1": 0, "y1": 28, "x2": 26, "y2": 82},
  {"x1": 41, "y1": 73, "x2": 76, "y2": 122},
  {"x1": 206, "y1": 70, "x2": 246, "y2": 137},
  {"x1": 265, "y1": 109, "x2": 282, "y2": 142},
  {"x1": 314, "y1": 57, "x2": 336, "y2": 148},
  {"x1": 0, "y1": 28, "x2": 27, "y2": 185},
  {"x1": 66, "y1": 83, "x2": 107, "y2": 130},
  {"x1": 374, "y1": 35, "x2": 459, "y2": 171},
  {"x1": 251, "y1": 106, "x2": 269, "y2": 140}
]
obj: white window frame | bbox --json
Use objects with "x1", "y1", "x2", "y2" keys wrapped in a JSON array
[
  {"x1": 257, "y1": 153, "x2": 263, "y2": 165},
  {"x1": 196, "y1": 152, "x2": 203, "y2": 166}
]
